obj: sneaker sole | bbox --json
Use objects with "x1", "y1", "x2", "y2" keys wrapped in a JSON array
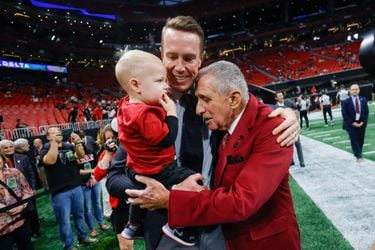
[
  {"x1": 120, "y1": 231, "x2": 143, "y2": 240},
  {"x1": 161, "y1": 225, "x2": 195, "y2": 247}
]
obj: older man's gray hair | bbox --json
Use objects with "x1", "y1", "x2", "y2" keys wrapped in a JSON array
[
  {"x1": 0, "y1": 139, "x2": 14, "y2": 148},
  {"x1": 14, "y1": 138, "x2": 29, "y2": 150},
  {"x1": 197, "y1": 60, "x2": 249, "y2": 102}
]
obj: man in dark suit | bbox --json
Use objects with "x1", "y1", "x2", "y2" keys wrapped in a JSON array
[
  {"x1": 125, "y1": 61, "x2": 301, "y2": 250},
  {"x1": 341, "y1": 83, "x2": 369, "y2": 163},
  {"x1": 14, "y1": 138, "x2": 41, "y2": 238},
  {"x1": 78, "y1": 130, "x2": 98, "y2": 155}
]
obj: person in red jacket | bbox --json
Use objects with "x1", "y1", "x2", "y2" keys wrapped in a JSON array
[
  {"x1": 91, "y1": 106, "x2": 103, "y2": 121},
  {"x1": 125, "y1": 61, "x2": 301, "y2": 250},
  {"x1": 93, "y1": 127, "x2": 133, "y2": 250}
]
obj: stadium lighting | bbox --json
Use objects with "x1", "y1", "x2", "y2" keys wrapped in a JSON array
[
  {"x1": 353, "y1": 33, "x2": 359, "y2": 40},
  {"x1": 347, "y1": 35, "x2": 352, "y2": 41},
  {"x1": 51, "y1": 35, "x2": 55, "y2": 41},
  {"x1": 30, "y1": 0, "x2": 116, "y2": 20}
]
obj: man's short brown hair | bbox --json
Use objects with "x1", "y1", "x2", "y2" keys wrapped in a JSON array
[{"x1": 161, "y1": 16, "x2": 205, "y2": 55}]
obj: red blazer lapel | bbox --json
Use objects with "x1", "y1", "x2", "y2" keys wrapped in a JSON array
[{"x1": 213, "y1": 94, "x2": 260, "y2": 188}]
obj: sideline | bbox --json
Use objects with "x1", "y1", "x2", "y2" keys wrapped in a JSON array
[{"x1": 290, "y1": 135, "x2": 375, "y2": 250}]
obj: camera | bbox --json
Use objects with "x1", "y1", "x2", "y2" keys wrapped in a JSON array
[
  {"x1": 359, "y1": 31, "x2": 375, "y2": 75},
  {"x1": 105, "y1": 139, "x2": 118, "y2": 152}
]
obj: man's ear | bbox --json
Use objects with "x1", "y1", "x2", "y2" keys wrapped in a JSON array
[
  {"x1": 198, "y1": 50, "x2": 206, "y2": 68},
  {"x1": 229, "y1": 91, "x2": 242, "y2": 109},
  {"x1": 129, "y1": 78, "x2": 141, "y2": 93},
  {"x1": 160, "y1": 46, "x2": 164, "y2": 60}
]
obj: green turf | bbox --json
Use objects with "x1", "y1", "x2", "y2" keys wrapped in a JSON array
[
  {"x1": 32, "y1": 104, "x2": 374, "y2": 249},
  {"x1": 33, "y1": 178, "x2": 352, "y2": 250},
  {"x1": 301, "y1": 102, "x2": 375, "y2": 161},
  {"x1": 289, "y1": 177, "x2": 353, "y2": 250},
  {"x1": 32, "y1": 194, "x2": 145, "y2": 250}
]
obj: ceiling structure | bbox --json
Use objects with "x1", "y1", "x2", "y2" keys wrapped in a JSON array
[{"x1": 0, "y1": 0, "x2": 373, "y2": 68}]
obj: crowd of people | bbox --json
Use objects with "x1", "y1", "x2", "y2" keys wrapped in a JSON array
[
  {"x1": 0, "y1": 15, "x2": 371, "y2": 250},
  {"x1": 0, "y1": 125, "x2": 121, "y2": 249}
]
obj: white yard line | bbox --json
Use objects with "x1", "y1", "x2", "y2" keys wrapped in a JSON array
[
  {"x1": 322, "y1": 136, "x2": 341, "y2": 141},
  {"x1": 291, "y1": 135, "x2": 375, "y2": 250},
  {"x1": 333, "y1": 140, "x2": 350, "y2": 144},
  {"x1": 304, "y1": 129, "x2": 343, "y2": 136}
]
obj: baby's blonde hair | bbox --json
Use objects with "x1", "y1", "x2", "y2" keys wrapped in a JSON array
[{"x1": 115, "y1": 49, "x2": 162, "y2": 93}]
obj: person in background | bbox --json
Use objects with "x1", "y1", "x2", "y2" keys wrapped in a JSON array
[
  {"x1": 33, "y1": 138, "x2": 48, "y2": 190},
  {"x1": 275, "y1": 92, "x2": 305, "y2": 167},
  {"x1": 95, "y1": 125, "x2": 114, "y2": 220},
  {"x1": 92, "y1": 106, "x2": 103, "y2": 121},
  {"x1": 0, "y1": 114, "x2": 4, "y2": 130},
  {"x1": 14, "y1": 138, "x2": 40, "y2": 238},
  {"x1": 78, "y1": 130, "x2": 98, "y2": 157},
  {"x1": 15, "y1": 118, "x2": 29, "y2": 129},
  {"x1": 336, "y1": 85, "x2": 349, "y2": 105},
  {"x1": 341, "y1": 83, "x2": 369, "y2": 163},
  {"x1": 83, "y1": 104, "x2": 92, "y2": 122},
  {"x1": 93, "y1": 122, "x2": 134, "y2": 250},
  {"x1": 41, "y1": 127, "x2": 98, "y2": 250},
  {"x1": 70, "y1": 132, "x2": 109, "y2": 238},
  {"x1": 297, "y1": 95, "x2": 310, "y2": 129},
  {"x1": 0, "y1": 153, "x2": 34, "y2": 250},
  {"x1": 319, "y1": 90, "x2": 334, "y2": 127},
  {"x1": 68, "y1": 107, "x2": 78, "y2": 126}
]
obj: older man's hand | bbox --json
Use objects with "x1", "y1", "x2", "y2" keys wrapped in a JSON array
[
  {"x1": 269, "y1": 107, "x2": 300, "y2": 147},
  {"x1": 125, "y1": 175, "x2": 170, "y2": 211},
  {"x1": 125, "y1": 174, "x2": 208, "y2": 211},
  {"x1": 174, "y1": 173, "x2": 208, "y2": 192}
]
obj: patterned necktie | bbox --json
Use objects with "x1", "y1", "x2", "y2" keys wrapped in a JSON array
[
  {"x1": 355, "y1": 97, "x2": 359, "y2": 113},
  {"x1": 7, "y1": 159, "x2": 14, "y2": 168},
  {"x1": 221, "y1": 132, "x2": 230, "y2": 148}
]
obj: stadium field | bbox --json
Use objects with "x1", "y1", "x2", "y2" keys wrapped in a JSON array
[
  {"x1": 33, "y1": 180, "x2": 351, "y2": 250},
  {"x1": 32, "y1": 100, "x2": 375, "y2": 249},
  {"x1": 32, "y1": 103, "x2": 375, "y2": 250},
  {"x1": 301, "y1": 101, "x2": 374, "y2": 161}
]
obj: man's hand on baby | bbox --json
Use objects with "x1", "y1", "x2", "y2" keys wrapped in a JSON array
[{"x1": 174, "y1": 174, "x2": 208, "y2": 192}]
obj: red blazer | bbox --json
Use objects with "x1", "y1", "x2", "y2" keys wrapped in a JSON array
[{"x1": 168, "y1": 95, "x2": 301, "y2": 250}]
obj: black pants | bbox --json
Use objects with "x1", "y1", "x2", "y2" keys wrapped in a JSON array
[
  {"x1": 0, "y1": 220, "x2": 33, "y2": 250},
  {"x1": 322, "y1": 105, "x2": 333, "y2": 125},
  {"x1": 126, "y1": 161, "x2": 195, "y2": 225},
  {"x1": 110, "y1": 203, "x2": 130, "y2": 234},
  {"x1": 346, "y1": 126, "x2": 366, "y2": 158},
  {"x1": 299, "y1": 110, "x2": 309, "y2": 128},
  {"x1": 24, "y1": 200, "x2": 40, "y2": 236}
]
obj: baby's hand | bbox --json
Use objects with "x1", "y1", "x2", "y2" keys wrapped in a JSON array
[{"x1": 160, "y1": 93, "x2": 176, "y2": 117}]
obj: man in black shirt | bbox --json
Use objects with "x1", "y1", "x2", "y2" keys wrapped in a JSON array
[{"x1": 41, "y1": 127, "x2": 97, "y2": 250}]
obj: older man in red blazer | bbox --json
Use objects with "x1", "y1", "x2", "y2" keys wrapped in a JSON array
[{"x1": 126, "y1": 61, "x2": 301, "y2": 250}]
